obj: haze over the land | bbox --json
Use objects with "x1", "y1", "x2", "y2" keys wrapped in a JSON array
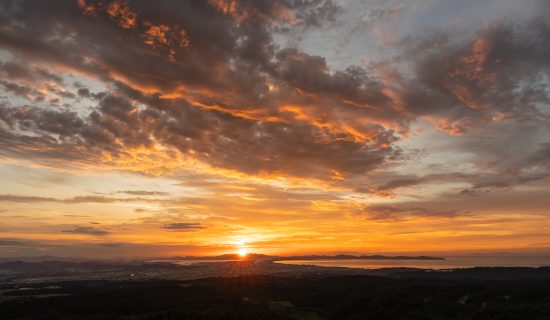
[{"x1": 0, "y1": 0, "x2": 549, "y2": 258}]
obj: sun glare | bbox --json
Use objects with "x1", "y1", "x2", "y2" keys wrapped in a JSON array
[{"x1": 238, "y1": 248, "x2": 248, "y2": 258}]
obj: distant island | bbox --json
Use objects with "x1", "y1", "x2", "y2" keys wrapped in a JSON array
[{"x1": 276, "y1": 254, "x2": 445, "y2": 261}]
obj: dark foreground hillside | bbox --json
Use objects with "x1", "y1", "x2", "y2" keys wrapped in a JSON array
[{"x1": 1, "y1": 273, "x2": 550, "y2": 320}]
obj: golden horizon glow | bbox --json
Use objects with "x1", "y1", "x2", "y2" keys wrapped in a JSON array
[{"x1": 238, "y1": 248, "x2": 249, "y2": 258}]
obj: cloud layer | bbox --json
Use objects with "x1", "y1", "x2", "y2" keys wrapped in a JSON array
[{"x1": 0, "y1": 0, "x2": 548, "y2": 257}]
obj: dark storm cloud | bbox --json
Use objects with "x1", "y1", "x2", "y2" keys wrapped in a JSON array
[
  {"x1": 62, "y1": 226, "x2": 110, "y2": 235},
  {"x1": 205, "y1": 0, "x2": 341, "y2": 28},
  {"x1": 0, "y1": 105, "x2": 85, "y2": 137},
  {"x1": 526, "y1": 143, "x2": 550, "y2": 169},
  {"x1": 0, "y1": 0, "x2": 402, "y2": 182},
  {"x1": 0, "y1": 0, "x2": 548, "y2": 196},
  {"x1": 288, "y1": 0, "x2": 341, "y2": 28},
  {"x1": 391, "y1": 19, "x2": 550, "y2": 134},
  {"x1": 353, "y1": 176, "x2": 426, "y2": 198},
  {"x1": 1, "y1": 90, "x2": 398, "y2": 181},
  {"x1": 161, "y1": 223, "x2": 205, "y2": 231},
  {"x1": 0, "y1": 60, "x2": 64, "y2": 87},
  {"x1": 458, "y1": 174, "x2": 548, "y2": 196},
  {"x1": 273, "y1": 48, "x2": 391, "y2": 108}
]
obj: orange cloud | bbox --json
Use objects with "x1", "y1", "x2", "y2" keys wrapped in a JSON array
[
  {"x1": 107, "y1": 0, "x2": 137, "y2": 29},
  {"x1": 208, "y1": 0, "x2": 238, "y2": 16}
]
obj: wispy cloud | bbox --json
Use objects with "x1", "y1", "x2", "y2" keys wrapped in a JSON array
[
  {"x1": 161, "y1": 223, "x2": 205, "y2": 232},
  {"x1": 0, "y1": 194, "x2": 161, "y2": 204},
  {"x1": 62, "y1": 226, "x2": 110, "y2": 236}
]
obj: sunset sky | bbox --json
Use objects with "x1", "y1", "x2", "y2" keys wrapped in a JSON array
[{"x1": 0, "y1": 0, "x2": 549, "y2": 258}]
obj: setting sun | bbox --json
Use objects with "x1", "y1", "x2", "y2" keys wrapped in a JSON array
[{"x1": 238, "y1": 248, "x2": 249, "y2": 258}]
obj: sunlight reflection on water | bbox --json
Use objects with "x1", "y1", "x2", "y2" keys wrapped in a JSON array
[{"x1": 274, "y1": 256, "x2": 550, "y2": 269}]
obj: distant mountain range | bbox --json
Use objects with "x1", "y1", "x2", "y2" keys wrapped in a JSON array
[
  {"x1": 0, "y1": 253, "x2": 445, "y2": 264},
  {"x1": 161, "y1": 253, "x2": 445, "y2": 261}
]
